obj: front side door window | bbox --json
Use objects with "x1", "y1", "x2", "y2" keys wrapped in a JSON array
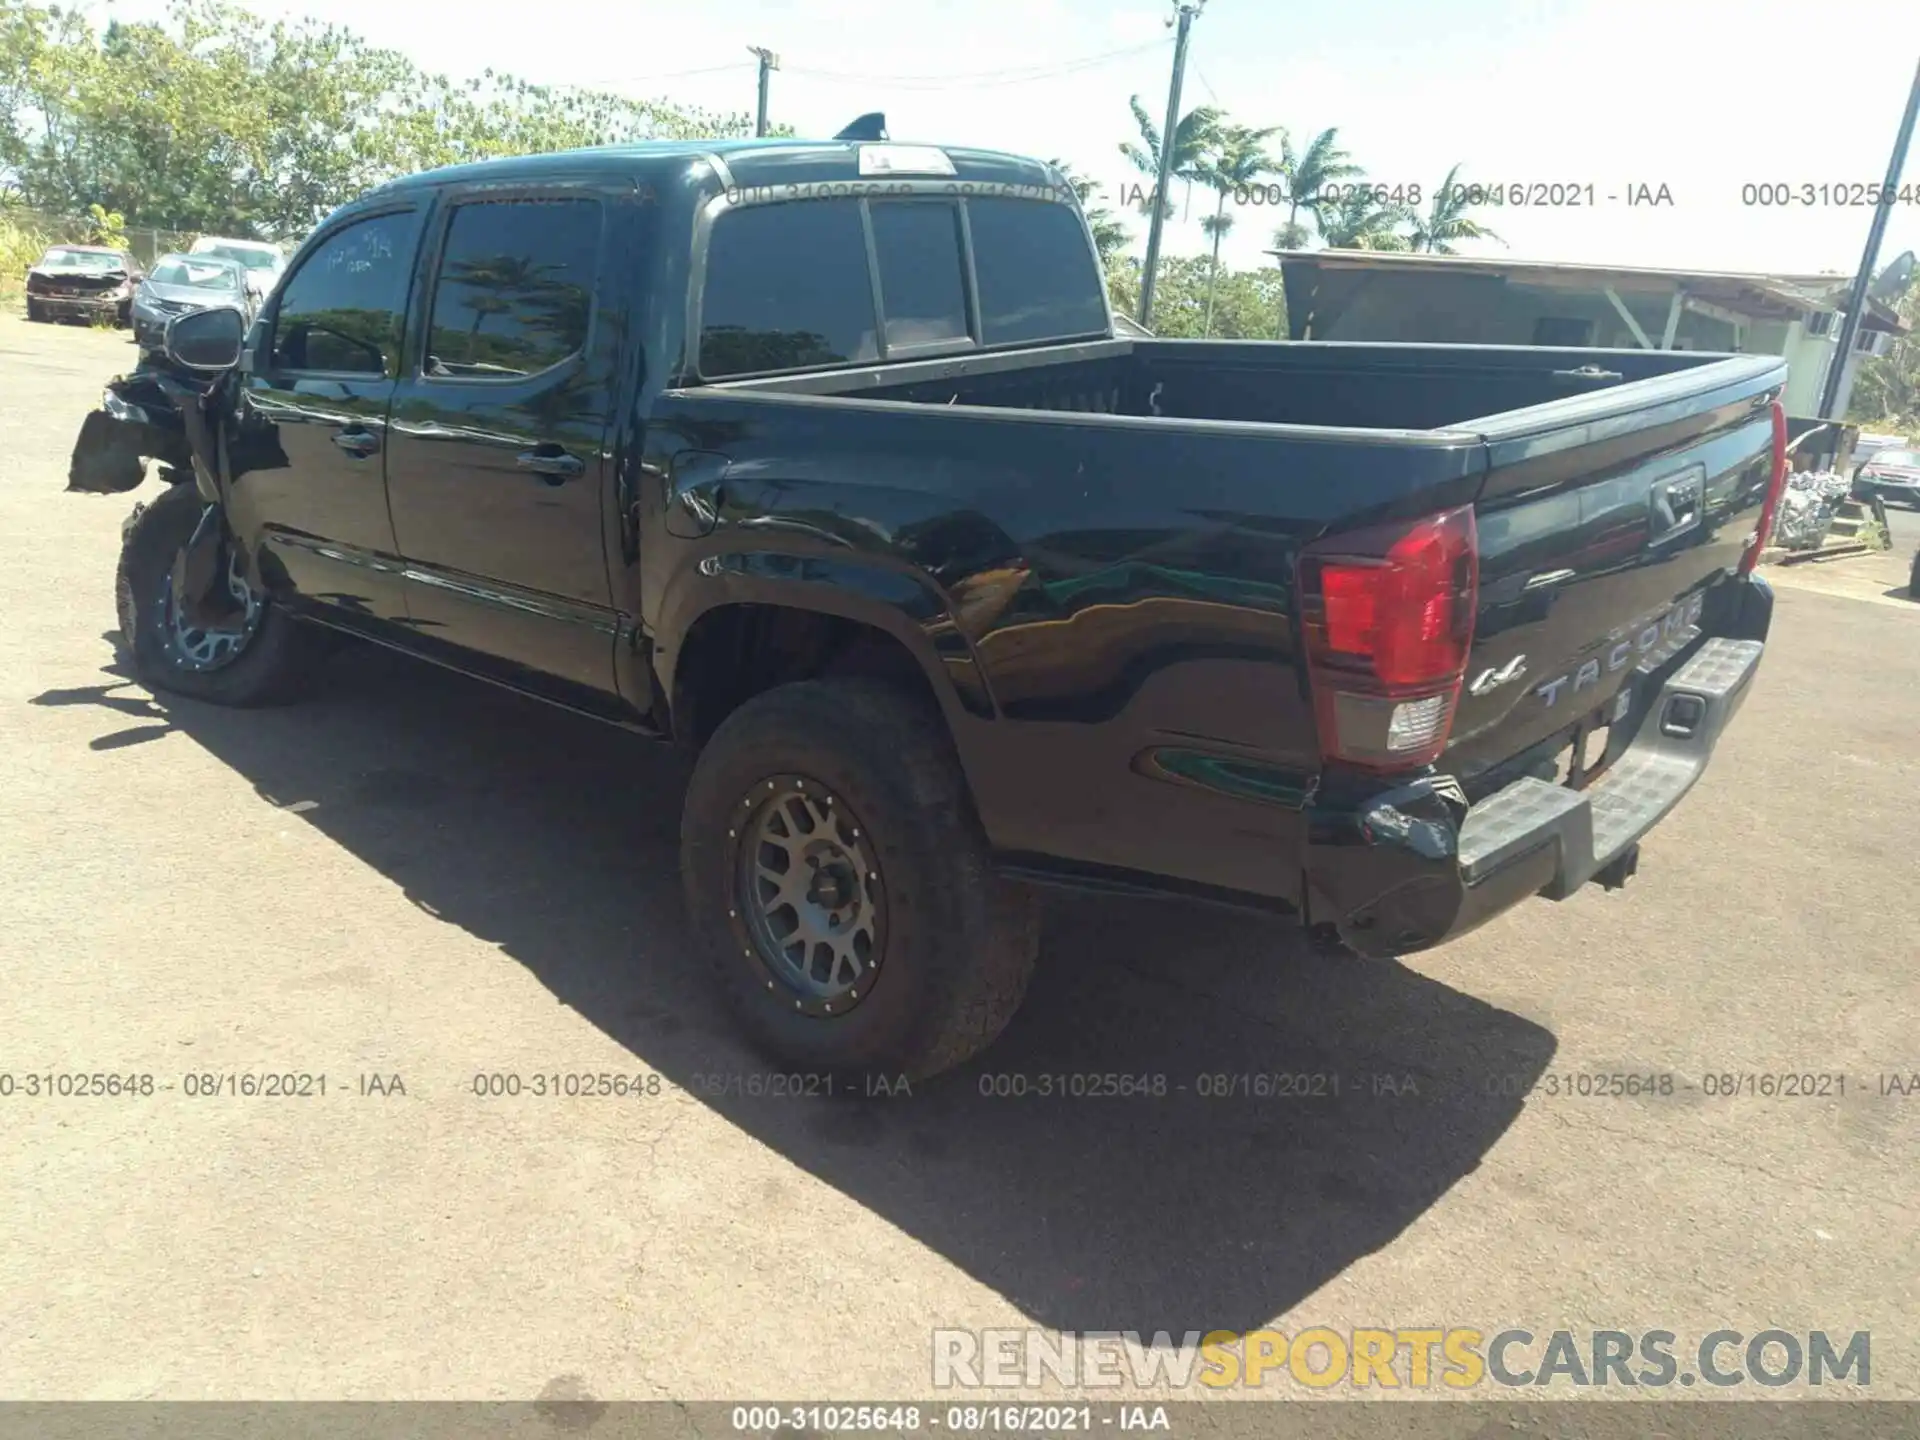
[{"x1": 271, "y1": 211, "x2": 419, "y2": 376}]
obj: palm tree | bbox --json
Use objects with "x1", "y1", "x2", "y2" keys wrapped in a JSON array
[
  {"x1": 1274, "y1": 126, "x2": 1363, "y2": 246},
  {"x1": 1197, "y1": 123, "x2": 1280, "y2": 335},
  {"x1": 1047, "y1": 157, "x2": 1132, "y2": 268},
  {"x1": 1408, "y1": 163, "x2": 1504, "y2": 253},
  {"x1": 1119, "y1": 96, "x2": 1220, "y2": 221},
  {"x1": 1318, "y1": 188, "x2": 1413, "y2": 251}
]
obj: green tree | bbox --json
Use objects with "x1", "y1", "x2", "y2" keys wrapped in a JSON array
[
  {"x1": 1196, "y1": 122, "x2": 1279, "y2": 336},
  {"x1": 1118, "y1": 95, "x2": 1219, "y2": 221},
  {"x1": 1408, "y1": 163, "x2": 1502, "y2": 253},
  {"x1": 1048, "y1": 157, "x2": 1131, "y2": 268},
  {"x1": 1319, "y1": 185, "x2": 1412, "y2": 251},
  {"x1": 0, "y1": 0, "x2": 772, "y2": 236},
  {"x1": 1271, "y1": 126, "x2": 1362, "y2": 248},
  {"x1": 1849, "y1": 282, "x2": 1920, "y2": 432},
  {"x1": 1106, "y1": 253, "x2": 1284, "y2": 341}
]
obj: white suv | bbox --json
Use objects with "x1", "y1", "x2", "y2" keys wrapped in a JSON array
[{"x1": 187, "y1": 236, "x2": 287, "y2": 301}]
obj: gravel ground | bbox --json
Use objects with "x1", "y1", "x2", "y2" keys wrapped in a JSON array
[{"x1": 2, "y1": 310, "x2": 1916, "y2": 1405}]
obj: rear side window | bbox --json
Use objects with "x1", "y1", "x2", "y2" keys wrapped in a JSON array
[
  {"x1": 869, "y1": 201, "x2": 968, "y2": 350},
  {"x1": 701, "y1": 201, "x2": 878, "y2": 378},
  {"x1": 966, "y1": 197, "x2": 1108, "y2": 346},
  {"x1": 423, "y1": 197, "x2": 601, "y2": 380},
  {"x1": 272, "y1": 210, "x2": 419, "y2": 376}
]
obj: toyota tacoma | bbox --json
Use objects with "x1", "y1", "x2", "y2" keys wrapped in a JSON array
[{"x1": 92, "y1": 130, "x2": 1788, "y2": 1079}]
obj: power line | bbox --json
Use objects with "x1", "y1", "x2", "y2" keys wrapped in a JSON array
[
  {"x1": 781, "y1": 39, "x2": 1171, "y2": 91},
  {"x1": 579, "y1": 61, "x2": 756, "y2": 85}
]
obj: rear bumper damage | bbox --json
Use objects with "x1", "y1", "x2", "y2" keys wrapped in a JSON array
[{"x1": 1304, "y1": 576, "x2": 1772, "y2": 958}]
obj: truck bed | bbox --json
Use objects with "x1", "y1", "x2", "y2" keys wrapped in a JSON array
[{"x1": 708, "y1": 336, "x2": 1752, "y2": 434}]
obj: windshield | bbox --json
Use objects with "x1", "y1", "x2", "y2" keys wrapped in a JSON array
[
  {"x1": 1870, "y1": 449, "x2": 1918, "y2": 467},
  {"x1": 42, "y1": 248, "x2": 123, "y2": 271},
  {"x1": 203, "y1": 244, "x2": 280, "y2": 270},
  {"x1": 150, "y1": 258, "x2": 242, "y2": 289}
]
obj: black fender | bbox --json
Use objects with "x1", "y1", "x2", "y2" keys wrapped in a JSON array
[{"x1": 650, "y1": 547, "x2": 999, "y2": 737}]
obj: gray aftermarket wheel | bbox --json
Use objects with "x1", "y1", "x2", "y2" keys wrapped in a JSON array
[
  {"x1": 680, "y1": 677, "x2": 1039, "y2": 1081},
  {"x1": 115, "y1": 483, "x2": 316, "y2": 706}
]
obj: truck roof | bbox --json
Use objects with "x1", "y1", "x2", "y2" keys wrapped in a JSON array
[{"x1": 367, "y1": 137, "x2": 1064, "y2": 198}]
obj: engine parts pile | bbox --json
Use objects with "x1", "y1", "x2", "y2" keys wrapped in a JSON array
[{"x1": 1770, "y1": 469, "x2": 1852, "y2": 551}]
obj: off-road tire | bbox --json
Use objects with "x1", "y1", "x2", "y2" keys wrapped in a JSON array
[
  {"x1": 115, "y1": 483, "x2": 314, "y2": 706},
  {"x1": 681, "y1": 677, "x2": 1040, "y2": 1082}
]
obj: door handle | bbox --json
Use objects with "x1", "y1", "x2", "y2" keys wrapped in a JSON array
[
  {"x1": 517, "y1": 449, "x2": 585, "y2": 482},
  {"x1": 332, "y1": 429, "x2": 380, "y2": 458}
]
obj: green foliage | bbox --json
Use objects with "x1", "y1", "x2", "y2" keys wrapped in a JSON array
[
  {"x1": 83, "y1": 202, "x2": 125, "y2": 246},
  {"x1": 1272, "y1": 127, "x2": 1362, "y2": 246},
  {"x1": 1409, "y1": 163, "x2": 1502, "y2": 254},
  {"x1": 1119, "y1": 95, "x2": 1220, "y2": 220},
  {"x1": 1849, "y1": 282, "x2": 1920, "y2": 433},
  {"x1": 1317, "y1": 186, "x2": 1413, "y2": 251},
  {"x1": 1107, "y1": 253, "x2": 1284, "y2": 341},
  {"x1": 0, "y1": 208, "x2": 48, "y2": 292},
  {"x1": 0, "y1": 0, "x2": 770, "y2": 236},
  {"x1": 1195, "y1": 123, "x2": 1279, "y2": 335}
]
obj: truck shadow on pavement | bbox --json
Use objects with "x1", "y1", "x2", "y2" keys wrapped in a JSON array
[{"x1": 37, "y1": 638, "x2": 1557, "y2": 1337}]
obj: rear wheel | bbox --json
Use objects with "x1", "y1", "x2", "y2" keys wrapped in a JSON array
[
  {"x1": 116, "y1": 483, "x2": 316, "y2": 705},
  {"x1": 681, "y1": 677, "x2": 1039, "y2": 1081}
]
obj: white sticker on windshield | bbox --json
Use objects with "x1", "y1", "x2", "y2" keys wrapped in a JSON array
[{"x1": 857, "y1": 145, "x2": 956, "y2": 177}]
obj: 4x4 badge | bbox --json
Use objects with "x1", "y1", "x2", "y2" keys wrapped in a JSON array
[{"x1": 1467, "y1": 654, "x2": 1528, "y2": 697}]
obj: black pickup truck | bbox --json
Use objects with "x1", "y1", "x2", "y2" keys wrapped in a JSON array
[{"x1": 103, "y1": 133, "x2": 1789, "y2": 1079}]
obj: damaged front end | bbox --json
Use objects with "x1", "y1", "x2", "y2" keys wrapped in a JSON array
[
  {"x1": 85, "y1": 310, "x2": 252, "y2": 632},
  {"x1": 67, "y1": 368, "x2": 195, "y2": 495}
]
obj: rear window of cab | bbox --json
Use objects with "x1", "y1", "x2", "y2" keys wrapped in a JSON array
[{"x1": 698, "y1": 193, "x2": 1108, "y2": 380}]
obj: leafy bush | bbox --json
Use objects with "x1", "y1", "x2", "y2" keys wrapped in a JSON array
[
  {"x1": 0, "y1": 211, "x2": 55, "y2": 300},
  {"x1": 1105, "y1": 254, "x2": 1287, "y2": 340}
]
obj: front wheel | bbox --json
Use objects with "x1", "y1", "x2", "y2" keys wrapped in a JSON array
[
  {"x1": 26, "y1": 299, "x2": 47, "y2": 323},
  {"x1": 681, "y1": 677, "x2": 1039, "y2": 1082},
  {"x1": 115, "y1": 483, "x2": 316, "y2": 705}
]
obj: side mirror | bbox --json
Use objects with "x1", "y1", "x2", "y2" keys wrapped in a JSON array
[{"x1": 164, "y1": 305, "x2": 247, "y2": 371}]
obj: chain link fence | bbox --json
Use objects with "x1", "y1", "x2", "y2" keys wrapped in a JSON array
[{"x1": 2, "y1": 206, "x2": 199, "y2": 266}]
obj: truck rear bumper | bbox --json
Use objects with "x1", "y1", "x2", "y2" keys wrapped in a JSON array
[
  {"x1": 1306, "y1": 577, "x2": 1770, "y2": 958},
  {"x1": 1456, "y1": 633, "x2": 1760, "y2": 892}
]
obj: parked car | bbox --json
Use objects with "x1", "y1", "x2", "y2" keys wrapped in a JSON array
[
  {"x1": 1852, "y1": 446, "x2": 1920, "y2": 507},
  {"x1": 24, "y1": 244, "x2": 141, "y2": 325},
  {"x1": 187, "y1": 235, "x2": 286, "y2": 301},
  {"x1": 100, "y1": 134, "x2": 1788, "y2": 1080},
  {"x1": 131, "y1": 253, "x2": 252, "y2": 352}
]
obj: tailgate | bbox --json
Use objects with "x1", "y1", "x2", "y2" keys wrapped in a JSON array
[{"x1": 1444, "y1": 353, "x2": 1786, "y2": 790}]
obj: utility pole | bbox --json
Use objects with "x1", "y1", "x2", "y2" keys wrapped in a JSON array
[
  {"x1": 748, "y1": 47, "x2": 779, "y2": 137},
  {"x1": 1138, "y1": 0, "x2": 1206, "y2": 328},
  {"x1": 1819, "y1": 55, "x2": 1920, "y2": 421}
]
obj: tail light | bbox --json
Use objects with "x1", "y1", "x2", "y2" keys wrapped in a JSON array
[
  {"x1": 1299, "y1": 504, "x2": 1479, "y2": 772},
  {"x1": 1740, "y1": 399, "x2": 1789, "y2": 576}
]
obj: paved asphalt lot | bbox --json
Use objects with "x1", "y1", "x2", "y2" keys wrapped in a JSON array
[{"x1": 1, "y1": 310, "x2": 1916, "y2": 1405}]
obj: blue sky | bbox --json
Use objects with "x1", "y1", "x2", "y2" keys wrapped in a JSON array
[{"x1": 102, "y1": 0, "x2": 1920, "y2": 280}]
